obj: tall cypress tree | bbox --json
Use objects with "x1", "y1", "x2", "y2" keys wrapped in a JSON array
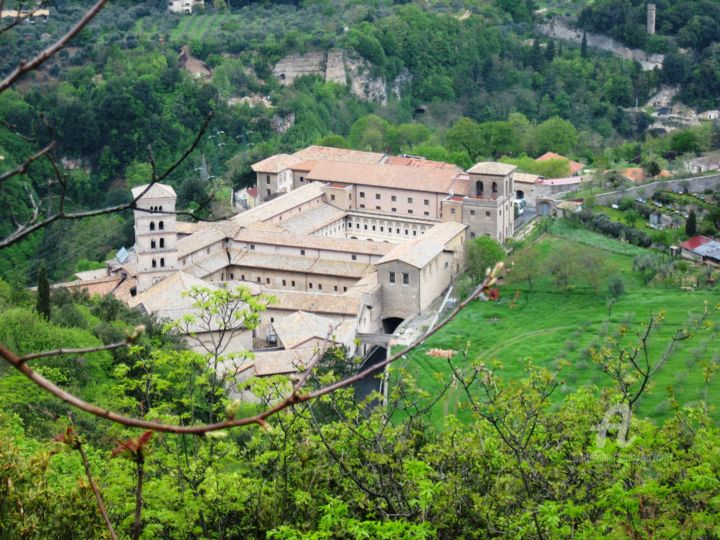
[
  {"x1": 36, "y1": 262, "x2": 51, "y2": 320},
  {"x1": 581, "y1": 31, "x2": 588, "y2": 58},
  {"x1": 545, "y1": 40, "x2": 555, "y2": 62},
  {"x1": 685, "y1": 210, "x2": 697, "y2": 237}
]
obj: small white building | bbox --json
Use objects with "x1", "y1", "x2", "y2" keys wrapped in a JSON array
[{"x1": 168, "y1": 0, "x2": 204, "y2": 14}]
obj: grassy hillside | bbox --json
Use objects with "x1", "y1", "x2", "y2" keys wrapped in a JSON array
[{"x1": 395, "y1": 224, "x2": 720, "y2": 428}]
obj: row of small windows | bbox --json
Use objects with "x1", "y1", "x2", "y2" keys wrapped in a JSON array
[
  {"x1": 151, "y1": 258, "x2": 166, "y2": 268},
  {"x1": 149, "y1": 221, "x2": 164, "y2": 231},
  {"x1": 388, "y1": 272, "x2": 410, "y2": 285},
  {"x1": 148, "y1": 205, "x2": 164, "y2": 212},
  {"x1": 359, "y1": 193, "x2": 430, "y2": 205},
  {"x1": 150, "y1": 238, "x2": 165, "y2": 249}
]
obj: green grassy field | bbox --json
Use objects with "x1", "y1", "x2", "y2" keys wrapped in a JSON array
[{"x1": 394, "y1": 225, "x2": 720, "y2": 429}]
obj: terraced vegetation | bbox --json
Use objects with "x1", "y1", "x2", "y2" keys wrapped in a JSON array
[{"x1": 395, "y1": 222, "x2": 720, "y2": 429}]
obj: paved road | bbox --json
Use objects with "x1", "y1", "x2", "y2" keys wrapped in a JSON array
[{"x1": 515, "y1": 206, "x2": 537, "y2": 230}]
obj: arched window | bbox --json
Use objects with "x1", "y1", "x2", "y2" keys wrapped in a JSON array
[
  {"x1": 151, "y1": 239, "x2": 156, "y2": 249},
  {"x1": 476, "y1": 181, "x2": 484, "y2": 195},
  {"x1": 159, "y1": 238, "x2": 165, "y2": 248},
  {"x1": 492, "y1": 182, "x2": 498, "y2": 193},
  {"x1": 159, "y1": 221, "x2": 164, "y2": 230},
  {"x1": 159, "y1": 206, "x2": 163, "y2": 212},
  {"x1": 152, "y1": 259, "x2": 157, "y2": 268},
  {"x1": 150, "y1": 221, "x2": 155, "y2": 231},
  {"x1": 160, "y1": 258, "x2": 165, "y2": 268}
]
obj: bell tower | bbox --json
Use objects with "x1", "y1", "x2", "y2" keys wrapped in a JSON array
[{"x1": 132, "y1": 183, "x2": 178, "y2": 293}]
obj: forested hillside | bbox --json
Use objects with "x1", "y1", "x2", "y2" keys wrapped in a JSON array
[{"x1": 0, "y1": 0, "x2": 718, "y2": 283}]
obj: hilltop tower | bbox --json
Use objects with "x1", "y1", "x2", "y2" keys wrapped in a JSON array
[
  {"x1": 647, "y1": 4, "x2": 656, "y2": 35},
  {"x1": 132, "y1": 183, "x2": 178, "y2": 293}
]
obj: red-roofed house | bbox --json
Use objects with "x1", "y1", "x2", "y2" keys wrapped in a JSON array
[
  {"x1": 679, "y1": 236, "x2": 720, "y2": 266},
  {"x1": 536, "y1": 152, "x2": 585, "y2": 176}
]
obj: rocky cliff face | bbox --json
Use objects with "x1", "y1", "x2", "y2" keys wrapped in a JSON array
[{"x1": 272, "y1": 49, "x2": 407, "y2": 104}]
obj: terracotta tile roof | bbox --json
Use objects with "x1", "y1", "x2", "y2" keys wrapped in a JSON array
[
  {"x1": 131, "y1": 183, "x2": 176, "y2": 199},
  {"x1": 243, "y1": 348, "x2": 318, "y2": 376},
  {"x1": 251, "y1": 153, "x2": 301, "y2": 173},
  {"x1": 291, "y1": 145, "x2": 384, "y2": 164},
  {"x1": 306, "y1": 161, "x2": 463, "y2": 194},
  {"x1": 383, "y1": 156, "x2": 462, "y2": 170},
  {"x1": 620, "y1": 167, "x2": 645, "y2": 182},
  {"x1": 536, "y1": 176, "x2": 584, "y2": 186},
  {"x1": 280, "y1": 202, "x2": 346, "y2": 234},
  {"x1": 377, "y1": 221, "x2": 466, "y2": 268},
  {"x1": 176, "y1": 226, "x2": 226, "y2": 257},
  {"x1": 513, "y1": 172, "x2": 542, "y2": 184},
  {"x1": 536, "y1": 152, "x2": 584, "y2": 175},
  {"x1": 233, "y1": 228, "x2": 394, "y2": 257},
  {"x1": 466, "y1": 162, "x2": 517, "y2": 176},
  {"x1": 266, "y1": 290, "x2": 360, "y2": 315},
  {"x1": 232, "y1": 250, "x2": 372, "y2": 279},
  {"x1": 680, "y1": 236, "x2": 711, "y2": 251},
  {"x1": 273, "y1": 311, "x2": 341, "y2": 349},
  {"x1": 232, "y1": 183, "x2": 325, "y2": 227}
]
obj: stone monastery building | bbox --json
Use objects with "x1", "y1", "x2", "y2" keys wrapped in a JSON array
[{"x1": 65, "y1": 146, "x2": 517, "y2": 380}]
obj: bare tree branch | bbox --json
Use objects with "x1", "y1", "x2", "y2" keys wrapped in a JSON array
[
  {"x1": 0, "y1": 112, "x2": 212, "y2": 249},
  {"x1": 0, "y1": 142, "x2": 54, "y2": 185},
  {"x1": 18, "y1": 333, "x2": 140, "y2": 364},
  {"x1": 0, "y1": 0, "x2": 108, "y2": 93}
]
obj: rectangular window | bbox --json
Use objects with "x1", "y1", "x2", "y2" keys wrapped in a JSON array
[
  {"x1": 250, "y1": 244, "x2": 255, "y2": 250},
  {"x1": 424, "y1": 211, "x2": 429, "y2": 216},
  {"x1": 241, "y1": 274, "x2": 245, "y2": 280},
  {"x1": 352, "y1": 254, "x2": 357, "y2": 260},
  {"x1": 257, "y1": 277, "x2": 261, "y2": 283},
  {"x1": 291, "y1": 280, "x2": 296, "y2": 287},
  {"x1": 408, "y1": 209, "x2": 413, "y2": 214},
  {"x1": 343, "y1": 286, "x2": 347, "y2": 292},
  {"x1": 451, "y1": 208, "x2": 456, "y2": 214},
  {"x1": 360, "y1": 192, "x2": 365, "y2": 198},
  {"x1": 266, "y1": 278, "x2": 270, "y2": 284},
  {"x1": 360, "y1": 204, "x2": 365, "y2": 209},
  {"x1": 300, "y1": 249, "x2": 305, "y2": 255},
  {"x1": 331, "y1": 194, "x2": 336, "y2": 201},
  {"x1": 318, "y1": 284, "x2": 322, "y2": 290},
  {"x1": 309, "y1": 283, "x2": 313, "y2": 289},
  {"x1": 470, "y1": 210, "x2": 475, "y2": 216},
  {"x1": 376, "y1": 205, "x2": 381, "y2": 210},
  {"x1": 408, "y1": 197, "x2": 413, "y2": 203},
  {"x1": 402, "y1": 273, "x2": 409, "y2": 285},
  {"x1": 389, "y1": 272, "x2": 396, "y2": 283},
  {"x1": 424, "y1": 199, "x2": 429, "y2": 205},
  {"x1": 391, "y1": 195, "x2": 397, "y2": 202},
  {"x1": 282, "y1": 279, "x2": 286, "y2": 286},
  {"x1": 334, "y1": 285, "x2": 338, "y2": 292},
  {"x1": 266, "y1": 175, "x2": 270, "y2": 184},
  {"x1": 486, "y1": 211, "x2": 491, "y2": 217},
  {"x1": 375, "y1": 193, "x2": 381, "y2": 200},
  {"x1": 300, "y1": 176, "x2": 304, "y2": 183},
  {"x1": 391, "y1": 208, "x2": 397, "y2": 213}
]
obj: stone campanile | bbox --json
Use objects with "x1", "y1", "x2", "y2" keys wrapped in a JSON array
[
  {"x1": 647, "y1": 4, "x2": 656, "y2": 35},
  {"x1": 132, "y1": 183, "x2": 178, "y2": 293}
]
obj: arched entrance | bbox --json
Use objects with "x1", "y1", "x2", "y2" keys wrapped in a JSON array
[
  {"x1": 516, "y1": 189, "x2": 525, "y2": 200},
  {"x1": 382, "y1": 317, "x2": 404, "y2": 334}
]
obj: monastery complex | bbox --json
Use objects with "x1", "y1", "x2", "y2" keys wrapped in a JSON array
[{"x1": 63, "y1": 146, "x2": 526, "y2": 382}]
